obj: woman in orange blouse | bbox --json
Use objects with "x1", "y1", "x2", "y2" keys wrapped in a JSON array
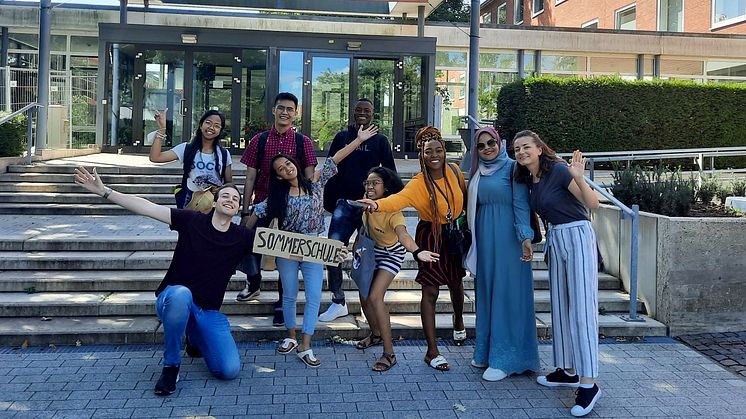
[{"x1": 359, "y1": 126, "x2": 466, "y2": 371}]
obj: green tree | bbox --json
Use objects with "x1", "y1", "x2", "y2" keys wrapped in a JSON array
[{"x1": 428, "y1": 0, "x2": 470, "y2": 23}]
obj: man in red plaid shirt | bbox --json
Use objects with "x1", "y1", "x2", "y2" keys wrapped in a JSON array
[{"x1": 238, "y1": 92, "x2": 317, "y2": 326}]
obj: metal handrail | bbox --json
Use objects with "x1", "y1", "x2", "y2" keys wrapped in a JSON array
[
  {"x1": 585, "y1": 176, "x2": 643, "y2": 322},
  {"x1": 558, "y1": 146, "x2": 746, "y2": 159},
  {"x1": 0, "y1": 102, "x2": 39, "y2": 126},
  {"x1": 0, "y1": 102, "x2": 41, "y2": 165}
]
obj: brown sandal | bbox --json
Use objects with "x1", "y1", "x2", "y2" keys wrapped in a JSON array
[
  {"x1": 372, "y1": 352, "x2": 397, "y2": 372},
  {"x1": 355, "y1": 333, "x2": 383, "y2": 350}
]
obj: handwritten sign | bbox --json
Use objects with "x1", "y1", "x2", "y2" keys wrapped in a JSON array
[{"x1": 253, "y1": 227, "x2": 345, "y2": 267}]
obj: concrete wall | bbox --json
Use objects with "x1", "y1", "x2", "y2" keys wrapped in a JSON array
[
  {"x1": 655, "y1": 215, "x2": 746, "y2": 336},
  {"x1": 593, "y1": 204, "x2": 746, "y2": 336}
]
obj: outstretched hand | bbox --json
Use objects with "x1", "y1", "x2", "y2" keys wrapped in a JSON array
[
  {"x1": 335, "y1": 247, "x2": 350, "y2": 264},
  {"x1": 357, "y1": 125, "x2": 379, "y2": 143},
  {"x1": 416, "y1": 250, "x2": 440, "y2": 263},
  {"x1": 567, "y1": 150, "x2": 587, "y2": 180},
  {"x1": 356, "y1": 198, "x2": 378, "y2": 213},
  {"x1": 73, "y1": 167, "x2": 105, "y2": 196}
]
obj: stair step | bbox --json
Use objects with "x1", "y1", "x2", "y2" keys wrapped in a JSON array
[
  {"x1": 0, "y1": 289, "x2": 642, "y2": 317},
  {"x1": 0, "y1": 313, "x2": 666, "y2": 347},
  {"x1": 0, "y1": 235, "x2": 545, "y2": 252},
  {"x1": 0, "y1": 270, "x2": 622, "y2": 292},
  {"x1": 0, "y1": 250, "x2": 549, "y2": 271}
]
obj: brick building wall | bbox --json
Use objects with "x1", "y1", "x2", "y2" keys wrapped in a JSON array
[{"x1": 480, "y1": 0, "x2": 746, "y2": 34}]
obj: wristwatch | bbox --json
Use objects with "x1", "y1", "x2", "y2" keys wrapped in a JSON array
[{"x1": 102, "y1": 187, "x2": 113, "y2": 199}]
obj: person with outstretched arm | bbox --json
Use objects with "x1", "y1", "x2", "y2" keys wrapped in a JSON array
[{"x1": 73, "y1": 167, "x2": 252, "y2": 396}]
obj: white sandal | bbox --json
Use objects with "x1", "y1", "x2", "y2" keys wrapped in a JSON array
[
  {"x1": 296, "y1": 347, "x2": 321, "y2": 368},
  {"x1": 277, "y1": 338, "x2": 298, "y2": 354},
  {"x1": 425, "y1": 354, "x2": 449, "y2": 371}
]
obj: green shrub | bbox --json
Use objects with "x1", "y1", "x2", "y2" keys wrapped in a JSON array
[
  {"x1": 697, "y1": 176, "x2": 719, "y2": 204},
  {"x1": 716, "y1": 184, "x2": 732, "y2": 205},
  {"x1": 731, "y1": 180, "x2": 746, "y2": 197},
  {"x1": 611, "y1": 165, "x2": 695, "y2": 216},
  {"x1": 0, "y1": 111, "x2": 28, "y2": 158},
  {"x1": 496, "y1": 77, "x2": 746, "y2": 168}
]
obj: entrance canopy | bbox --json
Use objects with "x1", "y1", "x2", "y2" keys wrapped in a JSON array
[{"x1": 128, "y1": 0, "x2": 443, "y2": 17}]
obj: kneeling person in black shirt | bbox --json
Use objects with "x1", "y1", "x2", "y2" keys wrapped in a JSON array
[{"x1": 74, "y1": 167, "x2": 252, "y2": 396}]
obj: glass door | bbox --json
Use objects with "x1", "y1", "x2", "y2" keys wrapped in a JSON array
[
  {"x1": 188, "y1": 50, "x2": 241, "y2": 148},
  {"x1": 140, "y1": 49, "x2": 185, "y2": 147},
  {"x1": 307, "y1": 55, "x2": 350, "y2": 151},
  {"x1": 355, "y1": 58, "x2": 395, "y2": 148}
]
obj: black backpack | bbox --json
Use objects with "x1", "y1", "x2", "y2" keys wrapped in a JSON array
[{"x1": 255, "y1": 130, "x2": 306, "y2": 177}]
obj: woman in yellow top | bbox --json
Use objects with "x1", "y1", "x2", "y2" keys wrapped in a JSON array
[
  {"x1": 355, "y1": 167, "x2": 439, "y2": 372},
  {"x1": 359, "y1": 126, "x2": 467, "y2": 371}
]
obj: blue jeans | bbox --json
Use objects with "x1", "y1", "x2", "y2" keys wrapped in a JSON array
[
  {"x1": 276, "y1": 257, "x2": 324, "y2": 335},
  {"x1": 155, "y1": 285, "x2": 240, "y2": 379},
  {"x1": 326, "y1": 199, "x2": 363, "y2": 304}
]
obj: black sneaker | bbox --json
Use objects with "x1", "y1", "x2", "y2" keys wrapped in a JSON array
[
  {"x1": 536, "y1": 368, "x2": 580, "y2": 388},
  {"x1": 185, "y1": 336, "x2": 202, "y2": 358},
  {"x1": 570, "y1": 384, "x2": 601, "y2": 417},
  {"x1": 153, "y1": 365, "x2": 180, "y2": 396},
  {"x1": 272, "y1": 304, "x2": 284, "y2": 327},
  {"x1": 236, "y1": 284, "x2": 260, "y2": 302}
]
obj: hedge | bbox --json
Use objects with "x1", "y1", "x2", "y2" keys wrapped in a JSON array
[
  {"x1": 0, "y1": 111, "x2": 28, "y2": 158},
  {"x1": 495, "y1": 77, "x2": 746, "y2": 158}
]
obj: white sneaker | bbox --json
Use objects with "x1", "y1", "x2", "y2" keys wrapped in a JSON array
[
  {"x1": 470, "y1": 360, "x2": 488, "y2": 368},
  {"x1": 482, "y1": 367, "x2": 508, "y2": 382},
  {"x1": 318, "y1": 303, "x2": 348, "y2": 322}
]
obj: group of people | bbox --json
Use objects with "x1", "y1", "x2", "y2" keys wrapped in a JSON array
[{"x1": 73, "y1": 91, "x2": 603, "y2": 417}]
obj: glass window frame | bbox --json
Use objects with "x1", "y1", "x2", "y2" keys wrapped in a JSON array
[
  {"x1": 657, "y1": 0, "x2": 684, "y2": 32},
  {"x1": 532, "y1": 0, "x2": 545, "y2": 17},
  {"x1": 712, "y1": 0, "x2": 746, "y2": 29},
  {"x1": 514, "y1": 0, "x2": 525, "y2": 24},
  {"x1": 497, "y1": 3, "x2": 508, "y2": 24},
  {"x1": 582, "y1": 18, "x2": 599, "y2": 28},
  {"x1": 615, "y1": 3, "x2": 637, "y2": 30}
]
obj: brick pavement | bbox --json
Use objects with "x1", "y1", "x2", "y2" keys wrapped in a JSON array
[
  {"x1": 679, "y1": 331, "x2": 746, "y2": 379},
  {"x1": 0, "y1": 338, "x2": 745, "y2": 418}
]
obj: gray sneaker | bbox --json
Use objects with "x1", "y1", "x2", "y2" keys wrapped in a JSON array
[{"x1": 236, "y1": 284, "x2": 260, "y2": 301}]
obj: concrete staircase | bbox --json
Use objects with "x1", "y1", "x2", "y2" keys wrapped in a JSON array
[{"x1": 0, "y1": 158, "x2": 666, "y2": 346}]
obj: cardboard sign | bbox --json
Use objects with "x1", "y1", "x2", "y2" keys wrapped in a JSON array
[{"x1": 253, "y1": 227, "x2": 345, "y2": 267}]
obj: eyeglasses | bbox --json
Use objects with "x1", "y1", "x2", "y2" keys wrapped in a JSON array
[
  {"x1": 203, "y1": 120, "x2": 222, "y2": 130},
  {"x1": 362, "y1": 180, "x2": 383, "y2": 187},
  {"x1": 476, "y1": 139, "x2": 498, "y2": 151},
  {"x1": 275, "y1": 105, "x2": 296, "y2": 114}
]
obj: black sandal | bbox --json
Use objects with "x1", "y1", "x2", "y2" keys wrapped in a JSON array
[
  {"x1": 355, "y1": 333, "x2": 383, "y2": 350},
  {"x1": 372, "y1": 352, "x2": 397, "y2": 372}
]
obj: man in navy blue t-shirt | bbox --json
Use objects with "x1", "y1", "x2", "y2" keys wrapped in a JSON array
[{"x1": 73, "y1": 167, "x2": 253, "y2": 397}]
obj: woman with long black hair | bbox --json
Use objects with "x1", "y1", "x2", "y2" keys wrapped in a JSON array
[
  {"x1": 149, "y1": 109, "x2": 232, "y2": 209},
  {"x1": 245, "y1": 125, "x2": 378, "y2": 368},
  {"x1": 359, "y1": 126, "x2": 467, "y2": 372}
]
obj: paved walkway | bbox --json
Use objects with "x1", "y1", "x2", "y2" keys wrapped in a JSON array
[
  {"x1": 1, "y1": 338, "x2": 745, "y2": 418},
  {"x1": 679, "y1": 331, "x2": 746, "y2": 379}
]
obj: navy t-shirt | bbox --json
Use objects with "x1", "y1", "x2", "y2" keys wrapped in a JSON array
[
  {"x1": 155, "y1": 209, "x2": 255, "y2": 310},
  {"x1": 529, "y1": 163, "x2": 588, "y2": 225}
]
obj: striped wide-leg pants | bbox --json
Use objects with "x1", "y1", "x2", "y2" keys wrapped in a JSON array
[{"x1": 546, "y1": 220, "x2": 599, "y2": 379}]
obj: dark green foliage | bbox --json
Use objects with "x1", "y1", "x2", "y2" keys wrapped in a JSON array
[
  {"x1": 496, "y1": 77, "x2": 746, "y2": 163},
  {"x1": 0, "y1": 111, "x2": 28, "y2": 158},
  {"x1": 611, "y1": 165, "x2": 695, "y2": 216},
  {"x1": 716, "y1": 184, "x2": 732, "y2": 205},
  {"x1": 427, "y1": 0, "x2": 470, "y2": 22},
  {"x1": 697, "y1": 176, "x2": 719, "y2": 204}
]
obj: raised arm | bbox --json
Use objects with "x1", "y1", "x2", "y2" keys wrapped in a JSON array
[
  {"x1": 149, "y1": 110, "x2": 179, "y2": 163},
  {"x1": 240, "y1": 167, "x2": 257, "y2": 226},
  {"x1": 567, "y1": 150, "x2": 599, "y2": 209},
  {"x1": 74, "y1": 167, "x2": 171, "y2": 224}
]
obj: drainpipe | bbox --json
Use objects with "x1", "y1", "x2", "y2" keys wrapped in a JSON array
[{"x1": 35, "y1": 0, "x2": 52, "y2": 153}]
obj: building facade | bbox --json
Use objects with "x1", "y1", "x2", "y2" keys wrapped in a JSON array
[
  {"x1": 2, "y1": 2, "x2": 746, "y2": 155},
  {"x1": 480, "y1": 0, "x2": 746, "y2": 34}
]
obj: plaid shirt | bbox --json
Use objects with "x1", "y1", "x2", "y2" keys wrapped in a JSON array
[{"x1": 240, "y1": 126, "x2": 318, "y2": 203}]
